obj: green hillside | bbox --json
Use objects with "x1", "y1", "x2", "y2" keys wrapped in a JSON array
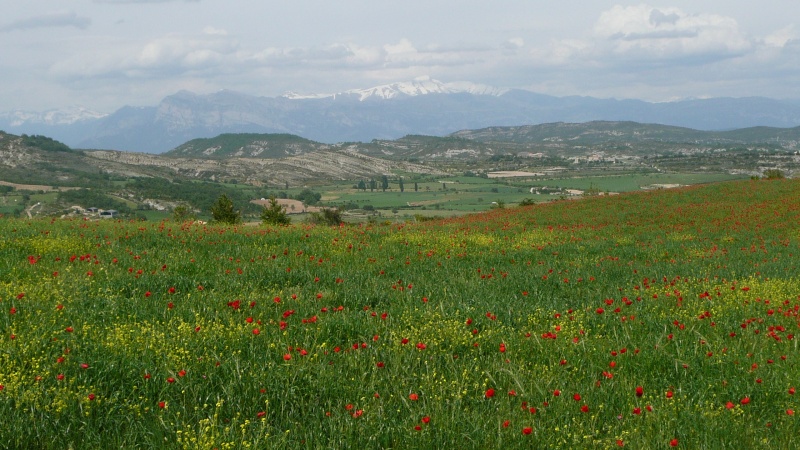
[{"x1": 165, "y1": 133, "x2": 329, "y2": 158}]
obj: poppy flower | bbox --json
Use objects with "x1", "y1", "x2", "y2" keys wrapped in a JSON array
[
  {"x1": 581, "y1": 405, "x2": 589, "y2": 413},
  {"x1": 635, "y1": 386, "x2": 644, "y2": 397},
  {"x1": 421, "y1": 416, "x2": 430, "y2": 424},
  {"x1": 409, "y1": 393, "x2": 419, "y2": 401},
  {"x1": 573, "y1": 393, "x2": 581, "y2": 401},
  {"x1": 485, "y1": 388, "x2": 495, "y2": 398},
  {"x1": 669, "y1": 438, "x2": 678, "y2": 447},
  {"x1": 522, "y1": 427, "x2": 532, "y2": 435}
]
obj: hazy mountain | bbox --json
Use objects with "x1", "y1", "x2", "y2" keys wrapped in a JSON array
[{"x1": 2, "y1": 78, "x2": 800, "y2": 154}]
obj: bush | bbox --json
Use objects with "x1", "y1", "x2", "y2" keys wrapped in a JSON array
[
  {"x1": 763, "y1": 169, "x2": 785, "y2": 179},
  {"x1": 307, "y1": 208, "x2": 342, "y2": 226},
  {"x1": 172, "y1": 204, "x2": 195, "y2": 222},
  {"x1": 210, "y1": 194, "x2": 241, "y2": 224},
  {"x1": 260, "y1": 197, "x2": 290, "y2": 226}
]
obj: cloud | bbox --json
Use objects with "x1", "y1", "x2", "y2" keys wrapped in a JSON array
[
  {"x1": 0, "y1": 12, "x2": 91, "y2": 32},
  {"x1": 764, "y1": 25, "x2": 796, "y2": 47},
  {"x1": 94, "y1": 0, "x2": 199, "y2": 3},
  {"x1": 593, "y1": 5, "x2": 751, "y2": 61},
  {"x1": 50, "y1": 32, "x2": 240, "y2": 80}
]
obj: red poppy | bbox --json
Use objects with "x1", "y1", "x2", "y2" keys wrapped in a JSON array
[
  {"x1": 485, "y1": 388, "x2": 495, "y2": 398},
  {"x1": 581, "y1": 405, "x2": 589, "y2": 413},
  {"x1": 409, "y1": 393, "x2": 419, "y2": 401},
  {"x1": 573, "y1": 393, "x2": 581, "y2": 401},
  {"x1": 522, "y1": 427, "x2": 532, "y2": 435},
  {"x1": 670, "y1": 438, "x2": 678, "y2": 447},
  {"x1": 635, "y1": 386, "x2": 644, "y2": 397}
]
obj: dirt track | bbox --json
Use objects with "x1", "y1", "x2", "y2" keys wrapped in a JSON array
[{"x1": 0, "y1": 181, "x2": 79, "y2": 192}]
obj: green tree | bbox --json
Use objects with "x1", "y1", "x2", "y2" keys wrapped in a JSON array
[
  {"x1": 210, "y1": 194, "x2": 241, "y2": 224},
  {"x1": 381, "y1": 175, "x2": 389, "y2": 192},
  {"x1": 764, "y1": 169, "x2": 785, "y2": 179},
  {"x1": 260, "y1": 196, "x2": 290, "y2": 225},
  {"x1": 172, "y1": 204, "x2": 195, "y2": 222},
  {"x1": 399, "y1": 177, "x2": 404, "y2": 192},
  {"x1": 357, "y1": 180, "x2": 367, "y2": 191},
  {"x1": 307, "y1": 208, "x2": 342, "y2": 226},
  {"x1": 295, "y1": 189, "x2": 321, "y2": 205}
]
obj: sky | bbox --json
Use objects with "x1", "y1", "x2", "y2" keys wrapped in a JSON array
[{"x1": 1, "y1": 0, "x2": 798, "y2": 113}]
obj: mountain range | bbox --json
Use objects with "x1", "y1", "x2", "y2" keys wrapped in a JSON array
[{"x1": 2, "y1": 77, "x2": 800, "y2": 154}]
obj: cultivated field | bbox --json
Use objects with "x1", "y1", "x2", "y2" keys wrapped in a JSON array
[{"x1": 1, "y1": 178, "x2": 799, "y2": 448}]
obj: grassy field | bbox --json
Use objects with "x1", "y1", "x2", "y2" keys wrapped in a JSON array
[{"x1": 2, "y1": 178, "x2": 799, "y2": 448}]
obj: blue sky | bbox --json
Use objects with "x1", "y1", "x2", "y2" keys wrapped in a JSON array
[{"x1": 0, "y1": 0, "x2": 797, "y2": 112}]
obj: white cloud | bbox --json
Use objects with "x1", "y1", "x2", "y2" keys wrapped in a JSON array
[
  {"x1": 383, "y1": 39, "x2": 417, "y2": 57},
  {"x1": 94, "y1": 0, "x2": 199, "y2": 3},
  {"x1": 0, "y1": 12, "x2": 91, "y2": 32},
  {"x1": 593, "y1": 5, "x2": 751, "y2": 61},
  {"x1": 764, "y1": 25, "x2": 796, "y2": 47}
]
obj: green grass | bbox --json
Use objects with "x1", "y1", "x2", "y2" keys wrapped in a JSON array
[
  {"x1": 2, "y1": 178, "x2": 800, "y2": 448},
  {"x1": 526, "y1": 173, "x2": 747, "y2": 192}
]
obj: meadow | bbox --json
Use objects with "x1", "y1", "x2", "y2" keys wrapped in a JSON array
[{"x1": 1, "y1": 177, "x2": 798, "y2": 448}]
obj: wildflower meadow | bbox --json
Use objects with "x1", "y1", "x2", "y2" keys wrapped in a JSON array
[{"x1": 1, "y1": 178, "x2": 799, "y2": 449}]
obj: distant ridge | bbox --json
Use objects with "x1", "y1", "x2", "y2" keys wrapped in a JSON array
[{"x1": 2, "y1": 78, "x2": 800, "y2": 153}]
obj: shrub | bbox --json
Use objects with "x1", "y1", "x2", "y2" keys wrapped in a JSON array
[
  {"x1": 260, "y1": 197, "x2": 290, "y2": 225},
  {"x1": 210, "y1": 194, "x2": 241, "y2": 224}
]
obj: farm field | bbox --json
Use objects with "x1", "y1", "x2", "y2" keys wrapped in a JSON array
[
  {"x1": 311, "y1": 172, "x2": 750, "y2": 220},
  {"x1": 1, "y1": 178, "x2": 799, "y2": 448}
]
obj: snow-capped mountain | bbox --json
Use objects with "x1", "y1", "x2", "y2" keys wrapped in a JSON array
[
  {"x1": 3, "y1": 78, "x2": 800, "y2": 153},
  {"x1": 2, "y1": 106, "x2": 107, "y2": 126},
  {"x1": 283, "y1": 76, "x2": 508, "y2": 101}
]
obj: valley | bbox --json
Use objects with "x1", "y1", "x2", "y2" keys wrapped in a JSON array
[{"x1": 0, "y1": 121, "x2": 797, "y2": 222}]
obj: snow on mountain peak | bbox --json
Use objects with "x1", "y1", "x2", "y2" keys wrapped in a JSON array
[
  {"x1": 3, "y1": 106, "x2": 108, "y2": 126},
  {"x1": 282, "y1": 77, "x2": 508, "y2": 101}
]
